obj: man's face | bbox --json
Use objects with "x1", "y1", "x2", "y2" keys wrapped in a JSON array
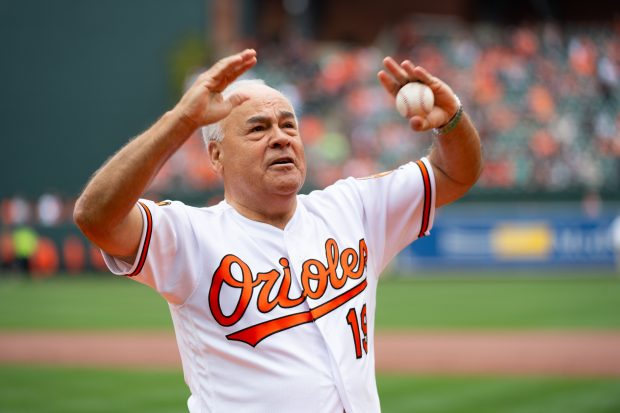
[{"x1": 211, "y1": 85, "x2": 306, "y2": 204}]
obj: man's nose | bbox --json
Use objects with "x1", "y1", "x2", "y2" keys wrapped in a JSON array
[{"x1": 269, "y1": 127, "x2": 292, "y2": 148}]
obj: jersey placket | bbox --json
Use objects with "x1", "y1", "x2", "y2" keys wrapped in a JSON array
[{"x1": 282, "y1": 212, "x2": 355, "y2": 413}]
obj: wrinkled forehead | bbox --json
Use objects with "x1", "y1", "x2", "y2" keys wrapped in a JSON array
[{"x1": 230, "y1": 84, "x2": 296, "y2": 121}]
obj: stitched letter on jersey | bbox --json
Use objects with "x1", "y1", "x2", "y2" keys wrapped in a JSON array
[{"x1": 209, "y1": 238, "x2": 368, "y2": 347}]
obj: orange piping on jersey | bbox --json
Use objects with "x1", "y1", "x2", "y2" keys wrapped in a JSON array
[
  {"x1": 127, "y1": 201, "x2": 152, "y2": 277},
  {"x1": 415, "y1": 160, "x2": 432, "y2": 238},
  {"x1": 226, "y1": 279, "x2": 367, "y2": 347}
]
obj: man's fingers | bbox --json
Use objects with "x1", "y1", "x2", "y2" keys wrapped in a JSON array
[
  {"x1": 377, "y1": 70, "x2": 400, "y2": 96},
  {"x1": 203, "y1": 49, "x2": 258, "y2": 92},
  {"x1": 409, "y1": 107, "x2": 448, "y2": 131},
  {"x1": 213, "y1": 49, "x2": 256, "y2": 73},
  {"x1": 401, "y1": 61, "x2": 421, "y2": 82},
  {"x1": 229, "y1": 55, "x2": 258, "y2": 79},
  {"x1": 209, "y1": 63, "x2": 243, "y2": 91},
  {"x1": 401, "y1": 60, "x2": 415, "y2": 76},
  {"x1": 383, "y1": 57, "x2": 409, "y2": 84},
  {"x1": 408, "y1": 64, "x2": 434, "y2": 86},
  {"x1": 213, "y1": 49, "x2": 257, "y2": 78},
  {"x1": 381, "y1": 56, "x2": 458, "y2": 130},
  {"x1": 409, "y1": 116, "x2": 429, "y2": 131},
  {"x1": 227, "y1": 92, "x2": 251, "y2": 109},
  {"x1": 380, "y1": 57, "x2": 435, "y2": 98}
]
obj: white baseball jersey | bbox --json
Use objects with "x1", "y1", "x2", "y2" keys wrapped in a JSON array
[{"x1": 103, "y1": 158, "x2": 435, "y2": 413}]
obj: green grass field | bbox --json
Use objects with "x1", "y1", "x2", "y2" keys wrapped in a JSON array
[
  {"x1": 376, "y1": 272, "x2": 620, "y2": 330},
  {"x1": 1, "y1": 271, "x2": 620, "y2": 412},
  {"x1": 0, "y1": 365, "x2": 619, "y2": 413},
  {"x1": 1, "y1": 271, "x2": 619, "y2": 330},
  {"x1": 0, "y1": 274, "x2": 170, "y2": 330}
]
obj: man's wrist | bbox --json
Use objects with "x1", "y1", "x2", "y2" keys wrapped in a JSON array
[
  {"x1": 167, "y1": 108, "x2": 199, "y2": 134},
  {"x1": 433, "y1": 96, "x2": 463, "y2": 136}
]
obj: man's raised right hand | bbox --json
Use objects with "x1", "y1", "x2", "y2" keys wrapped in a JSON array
[{"x1": 173, "y1": 49, "x2": 258, "y2": 130}]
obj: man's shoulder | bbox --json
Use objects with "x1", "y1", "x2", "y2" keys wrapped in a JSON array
[
  {"x1": 141, "y1": 198, "x2": 230, "y2": 219},
  {"x1": 299, "y1": 177, "x2": 363, "y2": 213},
  {"x1": 302, "y1": 176, "x2": 357, "y2": 198}
]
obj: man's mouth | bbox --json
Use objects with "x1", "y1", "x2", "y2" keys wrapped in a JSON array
[{"x1": 269, "y1": 156, "x2": 295, "y2": 166}]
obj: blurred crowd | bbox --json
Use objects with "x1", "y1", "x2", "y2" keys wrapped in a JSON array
[
  {"x1": 2, "y1": 18, "x2": 620, "y2": 275},
  {"x1": 152, "y1": 18, "x2": 620, "y2": 197},
  {"x1": 0, "y1": 194, "x2": 107, "y2": 276}
]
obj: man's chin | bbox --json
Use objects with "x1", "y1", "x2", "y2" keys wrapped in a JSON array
[{"x1": 270, "y1": 178, "x2": 303, "y2": 196}]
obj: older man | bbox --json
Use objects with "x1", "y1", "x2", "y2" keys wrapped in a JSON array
[{"x1": 74, "y1": 49, "x2": 481, "y2": 412}]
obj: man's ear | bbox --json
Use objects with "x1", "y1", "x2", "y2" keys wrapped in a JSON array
[{"x1": 208, "y1": 140, "x2": 223, "y2": 173}]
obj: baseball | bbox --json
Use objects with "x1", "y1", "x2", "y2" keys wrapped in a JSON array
[{"x1": 395, "y1": 82, "x2": 434, "y2": 118}]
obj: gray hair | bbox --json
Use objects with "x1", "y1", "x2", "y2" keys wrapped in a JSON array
[{"x1": 201, "y1": 79, "x2": 267, "y2": 145}]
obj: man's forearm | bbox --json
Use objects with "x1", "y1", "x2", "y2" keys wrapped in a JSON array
[
  {"x1": 73, "y1": 49, "x2": 257, "y2": 259},
  {"x1": 74, "y1": 109, "x2": 195, "y2": 234},
  {"x1": 428, "y1": 111, "x2": 483, "y2": 206}
]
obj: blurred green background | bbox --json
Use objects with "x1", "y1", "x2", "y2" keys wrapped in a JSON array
[{"x1": 1, "y1": 0, "x2": 207, "y2": 197}]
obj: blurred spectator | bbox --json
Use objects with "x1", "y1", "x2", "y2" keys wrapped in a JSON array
[
  {"x1": 4, "y1": 196, "x2": 33, "y2": 226},
  {"x1": 12, "y1": 226, "x2": 38, "y2": 273},
  {"x1": 37, "y1": 193, "x2": 63, "y2": 226},
  {"x1": 0, "y1": 231, "x2": 15, "y2": 271},
  {"x1": 30, "y1": 237, "x2": 59, "y2": 277},
  {"x1": 569, "y1": 36, "x2": 597, "y2": 77},
  {"x1": 62, "y1": 235, "x2": 86, "y2": 274}
]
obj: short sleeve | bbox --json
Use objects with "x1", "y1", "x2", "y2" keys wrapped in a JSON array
[
  {"x1": 352, "y1": 157, "x2": 436, "y2": 273},
  {"x1": 101, "y1": 199, "x2": 199, "y2": 305}
]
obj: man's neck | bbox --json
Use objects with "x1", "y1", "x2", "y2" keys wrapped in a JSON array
[{"x1": 225, "y1": 195, "x2": 297, "y2": 230}]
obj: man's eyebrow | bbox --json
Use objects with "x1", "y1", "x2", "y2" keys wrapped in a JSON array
[
  {"x1": 279, "y1": 111, "x2": 296, "y2": 120},
  {"x1": 246, "y1": 115, "x2": 269, "y2": 125},
  {"x1": 245, "y1": 111, "x2": 296, "y2": 125}
]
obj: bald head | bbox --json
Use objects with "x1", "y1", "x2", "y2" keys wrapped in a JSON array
[{"x1": 201, "y1": 80, "x2": 297, "y2": 145}]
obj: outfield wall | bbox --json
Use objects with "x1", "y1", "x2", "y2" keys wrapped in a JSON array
[{"x1": 396, "y1": 202, "x2": 618, "y2": 271}]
